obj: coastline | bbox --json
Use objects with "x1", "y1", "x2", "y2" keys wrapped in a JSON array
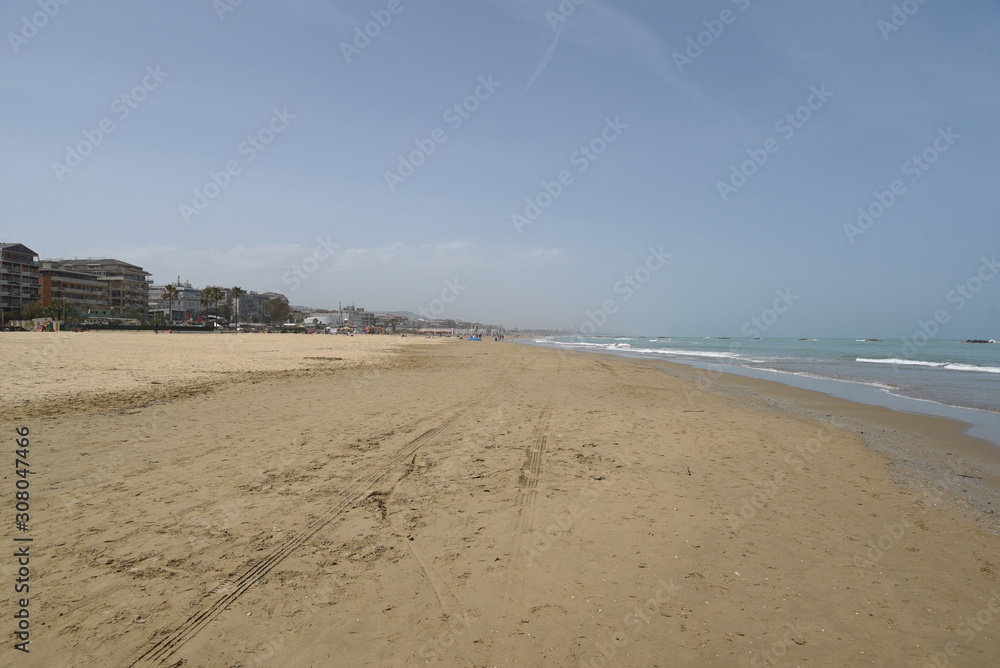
[
  {"x1": 3, "y1": 334, "x2": 999, "y2": 666},
  {"x1": 524, "y1": 338, "x2": 1000, "y2": 442},
  {"x1": 630, "y1": 353, "x2": 1000, "y2": 535}
]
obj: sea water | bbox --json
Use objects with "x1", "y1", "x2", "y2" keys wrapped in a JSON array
[{"x1": 530, "y1": 337, "x2": 1000, "y2": 445}]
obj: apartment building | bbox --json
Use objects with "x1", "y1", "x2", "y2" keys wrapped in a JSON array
[
  {"x1": 0, "y1": 243, "x2": 41, "y2": 314},
  {"x1": 40, "y1": 261, "x2": 110, "y2": 312},
  {"x1": 54, "y1": 259, "x2": 151, "y2": 316}
]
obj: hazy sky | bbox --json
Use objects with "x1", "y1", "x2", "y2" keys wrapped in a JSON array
[{"x1": 3, "y1": 0, "x2": 999, "y2": 336}]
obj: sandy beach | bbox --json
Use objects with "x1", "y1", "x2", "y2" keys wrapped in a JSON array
[{"x1": 2, "y1": 332, "x2": 999, "y2": 667}]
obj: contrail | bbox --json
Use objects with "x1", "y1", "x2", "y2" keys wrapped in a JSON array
[{"x1": 524, "y1": 22, "x2": 566, "y2": 93}]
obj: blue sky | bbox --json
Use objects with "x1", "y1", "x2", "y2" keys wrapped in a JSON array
[{"x1": 2, "y1": 0, "x2": 998, "y2": 336}]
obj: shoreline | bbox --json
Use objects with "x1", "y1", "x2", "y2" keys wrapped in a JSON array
[
  {"x1": 522, "y1": 338, "x2": 1000, "y2": 434},
  {"x1": 530, "y1": 342, "x2": 1000, "y2": 536},
  {"x1": 3, "y1": 335, "x2": 1000, "y2": 666},
  {"x1": 638, "y1": 353, "x2": 1000, "y2": 535}
]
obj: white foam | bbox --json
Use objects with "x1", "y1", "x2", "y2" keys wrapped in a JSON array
[
  {"x1": 545, "y1": 340, "x2": 745, "y2": 361},
  {"x1": 944, "y1": 363, "x2": 1000, "y2": 374},
  {"x1": 661, "y1": 349, "x2": 741, "y2": 359},
  {"x1": 857, "y1": 358, "x2": 944, "y2": 368},
  {"x1": 857, "y1": 358, "x2": 1000, "y2": 375},
  {"x1": 759, "y1": 366, "x2": 897, "y2": 391}
]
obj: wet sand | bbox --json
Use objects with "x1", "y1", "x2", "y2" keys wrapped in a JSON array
[{"x1": 1, "y1": 332, "x2": 999, "y2": 667}]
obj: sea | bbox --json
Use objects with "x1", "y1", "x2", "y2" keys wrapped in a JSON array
[{"x1": 528, "y1": 336, "x2": 1000, "y2": 446}]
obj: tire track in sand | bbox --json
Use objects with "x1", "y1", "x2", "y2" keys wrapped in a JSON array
[
  {"x1": 501, "y1": 401, "x2": 553, "y2": 607},
  {"x1": 383, "y1": 457, "x2": 477, "y2": 666},
  {"x1": 488, "y1": 353, "x2": 562, "y2": 662},
  {"x1": 385, "y1": 458, "x2": 465, "y2": 619},
  {"x1": 125, "y1": 402, "x2": 478, "y2": 667}
]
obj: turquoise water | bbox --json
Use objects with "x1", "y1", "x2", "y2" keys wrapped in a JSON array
[{"x1": 531, "y1": 337, "x2": 1000, "y2": 441}]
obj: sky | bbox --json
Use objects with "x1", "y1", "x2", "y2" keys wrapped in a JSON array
[{"x1": 2, "y1": 0, "x2": 999, "y2": 337}]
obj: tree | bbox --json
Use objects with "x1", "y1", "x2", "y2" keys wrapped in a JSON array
[
  {"x1": 47, "y1": 298, "x2": 73, "y2": 322},
  {"x1": 22, "y1": 299, "x2": 47, "y2": 320},
  {"x1": 199, "y1": 287, "x2": 214, "y2": 313},
  {"x1": 230, "y1": 286, "x2": 244, "y2": 326},
  {"x1": 266, "y1": 297, "x2": 291, "y2": 325},
  {"x1": 123, "y1": 307, "x2": 146, "y2": 322},
  {"x1": 161, "y1": 284, "x2": 179, "y2": 323},
  {"x1": 212, "y1": 287, "x2": 226, "y2": 318},
  {"x1": 200, "y1": 286, "x2": 223, "y2": 315}
]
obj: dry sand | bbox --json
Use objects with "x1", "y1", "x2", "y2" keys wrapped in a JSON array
[{"x1": 1, "y1": 332, "x2": 999, "y2": 667}]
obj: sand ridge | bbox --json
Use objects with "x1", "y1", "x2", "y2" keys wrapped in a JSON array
[{"x1": 0, "y1": 331, "x2": 439, "y2": 418}]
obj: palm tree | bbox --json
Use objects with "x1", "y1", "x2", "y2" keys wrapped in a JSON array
[
  {"x1": 200, "y1": 286, "x2": 220, "y2": 313},
  {"x1": 48, "y1": 298, "x2": 73, "y2": 323},
  {"x1": 212, "y1": 287, "x2": 226, "y2": 319},
  {"x1": 230, "y1": 286, "x2": 244, "y2": 328},
  {"x1": 161, "y1": 284, "x2": 179, "y2": 324}
]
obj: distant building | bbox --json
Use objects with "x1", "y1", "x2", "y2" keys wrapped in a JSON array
[
  {"x1": 40, "y1": 261, "x2": 110, "y2": 312},
  {"x1": 0, "y1": 243, "x2": 41, "y2": 314},
  {"x1": 149, "y1": 281, "x2": 203, "y2": 321},
  {"x1": 54, "y1": 259, "x2": 151, "y2": 316},
  {"x1": 231, "y1": 290, "x2": 273, "y2": 323},
  {"x1": 146, "y1": 284, "x2": 282, "y2": 323},
  {"x1": 263, "y1": 292, "x2": 290, "y2": 323},
  {"x1": 304, "y1": 312, "x2": 338, "y2": 327},
  {"x1": 341, "y1": 304, "x2": 375, "y2": 328}
]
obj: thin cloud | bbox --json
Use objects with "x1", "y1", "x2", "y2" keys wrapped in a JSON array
[
  {"x1": 525, "y1": 21, "x2": 566, "y2": 92},
  {"x1": 491, "y1": 0, "x2": 695, "y2": 92}
]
